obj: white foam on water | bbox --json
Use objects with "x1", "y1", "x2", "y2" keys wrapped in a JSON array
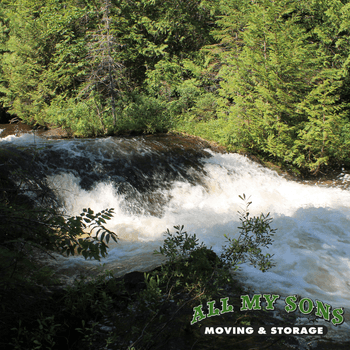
[
  {"x1": 1, "y1": 133, "x2": 34, "y2": 144},
  {"x1": 47, "y1": 151, "x2": 350, "y2": 305},
  {"x1": 5, "y1": 136, "x2": 350, "y2": 339},
  {"x1": 0, "y1": 132, "x2": 57, "y2": 146}
]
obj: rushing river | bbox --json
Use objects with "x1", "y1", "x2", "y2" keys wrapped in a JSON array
[{"x1": 1, "y1": 130, "x2": 350, "y2": 339}]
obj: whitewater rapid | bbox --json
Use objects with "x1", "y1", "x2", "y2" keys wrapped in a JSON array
[{"x1": 2, "y1": 133, "x2": 350, "y2": 339}]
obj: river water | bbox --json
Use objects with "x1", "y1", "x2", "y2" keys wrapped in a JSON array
[{"x1": 1, "y1": 130, "x2": 350, "y2": 339}]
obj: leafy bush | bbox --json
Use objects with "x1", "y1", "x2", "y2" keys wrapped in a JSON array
[
  {"x1": 0, "y1": 150, "x2": 118, "y2": 285},
  {"x1": 154, "y1": 225, "x2": 222, "y2": 300},
  {"x1": 125, "y1": 194, "x2": 276, "y2": 349},
  {"x1": 157, "y1": 225, "x2": 205, "y2": 262},
  {"x1": 221, "y1": 194, "x2": 276, "y2": 272},
  {"x1": 0, "y1": 151, "x2": 119, "y2": 348},
  {"x1": 0, "y1": 203, "x2": 117, "y2": 283},
  {"x1": 0, "y1": 199, "x2": 118, "y2": 347},
  {"x1": 11, "y1": 315, "x2": 61, "y2": 350},
  {"x1": 9, "y1": 270, "x2": 122, "y2": 350},
  {"x1": 63, "y1": 270, "x2": 119, "y2": 320},
  {"x1": 46, "y1": 97, "x2": 106, "y2": 137},
  {"x1": 118, "y1": 94, "x2": 172, "y2": 134},
  {"x1": 148, "y1": 194, "x2": 276, "y2": 303}
]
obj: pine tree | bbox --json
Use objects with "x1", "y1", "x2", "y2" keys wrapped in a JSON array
[
  {"x1": 0, "y1": 0, "x2": 89, "y2": 124},
  {"x1": 81, "y1": 0, "x2": 124, "y2": 128},
  {"x1": 213, "y1": 0, "x2": 312, "y2": 158},
  {"x1": 291, "y1": 0, "x2": 350, "y2": 171},
  {"x1": 211, "y1": 0, "x2": 350, "y2": 171}
]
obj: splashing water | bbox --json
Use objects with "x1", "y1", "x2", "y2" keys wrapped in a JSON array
[{"x1": 2, "y1": 133, "x2": 350, "y2": 338}]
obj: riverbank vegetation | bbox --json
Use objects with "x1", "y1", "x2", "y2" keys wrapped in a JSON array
[{"x1": 1, "y1": 0, "x2": 350, "y2": 174}]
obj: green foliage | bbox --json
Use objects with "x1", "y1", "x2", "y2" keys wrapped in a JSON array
[
  {"x1": 208, "y1": 0, "x2": 350, "y2": 171},
  {"x1": 157, "y1": 225, "x2": 204, "y2": 262},
  {"x1": 153, "y1": 195, "x2": 276, "y2": 301},
  {"x1": 0, "y1": 151, "x2": 118, "y2": 299},
  {"x1": 172, "y1": 0, "x2": 350, "y2": 173},
  {"x1": 0, "y1": 0, "x2": 89, "y2": 124},
  {"x1": 113, "y1": 0, "x2": 215, "y2": 81},
  {"x1": 138, "y1": 272, "x2": 163, "y2": 312},
  {"x1": 55, "y1": 207, "x2": 117, "y2": 260},
  {"x1": 46, "y1": 97, "x2": 105, "y2": 137},
  {"x1": 9, "y1": 270, "x2": 121, "y2": 350},
  {"x1": 0, "y1": 203, "x2": 117, "y2": 265},
  {"x1": 221, "y1": 194, "x2": 276, "y2": 272},
  {"x1": 63, "y1": 271, "x2": 117, "y2": 320},
  {"x1": 0, "y1": 0, "x2": 215, "y2": 136},
  {"x1": 75, "y1": 320, "x2": 100, "y2": 349},
  {"x1": 118, "y1": 93, "x2": 172, "y2": 134},
  {"x1": 0, "y1": 149, "x2": 123, "y2": 349},
  {"x1": 124, "y1": 194, "x2": 276, "y2": 349},
  {"x1": 154, "y1": 225, "x2": 220, "y2": 299},
  {"x1": 11, "y1": 315, "x2": 61, "y2": 350},
  {"x1": 1, "y1": 0, "x2": 350, "y2": 170}
]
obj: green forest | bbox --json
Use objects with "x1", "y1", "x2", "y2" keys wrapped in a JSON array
[
  {"x1": 1, "y1": 0, "x2": 350, "y2": 173},
  {"x1": 2, "y1": 1, "x2": 350, "y2": 348}
]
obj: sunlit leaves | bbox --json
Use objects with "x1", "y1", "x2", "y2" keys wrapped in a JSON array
[
  {"x1": 55, "y1": 207, "x2": 117, "y2": 261},
  {"x1": 209, "y1": 0, "x2": 350, "y2": 172},
  {"x1": 221, "y1": 194, "x2": 276, "y2": 273}
]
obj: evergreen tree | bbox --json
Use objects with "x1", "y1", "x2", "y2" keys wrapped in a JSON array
[
  {"x1": 0, "y1": 0, "x2": 89, "y2": 124},
  {"x1": 292, "y1": 0, "x2": 350, "y2": 171},
  {"x1": 1, "y1": 0, "x2": 350, "y2": 172},
  {"x1": 81, "y1": 0, "x2": 125, "y2": 129},
  {"x1": 210, "y1": 0, "x2": 350, "y2": 171}
]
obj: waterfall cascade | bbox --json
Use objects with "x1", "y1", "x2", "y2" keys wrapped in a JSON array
[{"x1": 2, "y1": 131, "x2": 350, "y2": 339}]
